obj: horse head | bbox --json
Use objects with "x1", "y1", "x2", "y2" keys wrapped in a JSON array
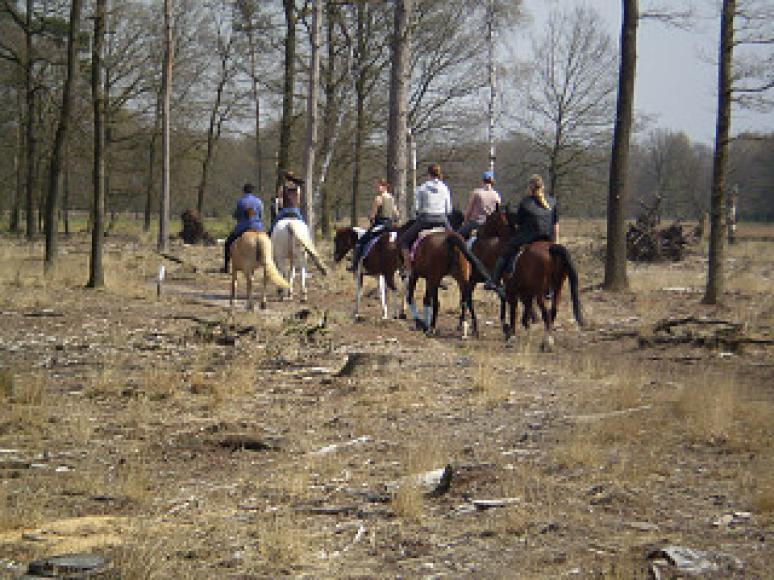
[
  {"x1": 333, "y1": 227, "x2": 358, "y2": 262},
  {"x1": 478, "y1": 204, "x2": 510, "y2": 238}
]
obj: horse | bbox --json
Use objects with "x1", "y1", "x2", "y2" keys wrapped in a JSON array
[
  {"x1": 270, "y1": 219, "x2": 328, "y2": 302},
  {"x1": 405, "y1": 228, "x2": 489, "y2": 337},
  {"x1": 498, "y1": 218, "x2": 584, "y2": 348},
  {"x1": 457, "y1": 205, "x2": 511, "y2": 336},
  {"x1": 229, "y1": 231, "x2": 290, "y2": 310},
  {"x1": 333, "y1": 225, "x2": 404, "y2": 320}
]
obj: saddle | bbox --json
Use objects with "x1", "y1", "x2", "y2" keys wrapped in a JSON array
[
  {"x1": 362, "y1": 230, "x2": 397, "y2": 261},
  {"x1": 410, "y1": 227, "x2": 446, "y2": 263}
]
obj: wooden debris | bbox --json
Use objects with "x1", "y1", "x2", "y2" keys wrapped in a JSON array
[
  {"x1": 638, "y1": 316, "x2": 773, "y2": 351},
  {"x1": 336, "y1": 352, "x2": 403, "y2": 377}
]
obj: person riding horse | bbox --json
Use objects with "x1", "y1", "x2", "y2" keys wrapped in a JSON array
[
  {"x1": 223, "y1": 182, "x2": 264, "y2": 273},
  {"x1": 348, "y1": 178, "x2": 399, "y2": 272},
  {"x1": 485, "y1": 174, "x2": 559, "y2": 298},
  {"x1": 457, "y1": 170, "x2": 501, "y2": 239},
  {"x1": 269, "y1": 170, "x2": 306, "y2": 236},
  {"x1": 398, "y1": 163, "x2": 452, "y2": 276}
]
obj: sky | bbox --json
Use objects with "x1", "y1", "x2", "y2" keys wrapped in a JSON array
[{"x1": 518, "y1": 0, "x2": 774, "y2": 145}]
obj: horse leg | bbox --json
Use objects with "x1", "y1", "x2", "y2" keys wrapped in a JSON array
[
  {"x1": 407, "y1": 274, "x2": 426, "y2": 332},
  {"x1": 500, "y1": 291, "x2": 508, "y2": 335},
  {"x1": 230, "y1": 273, "x2": 237, "y2": 308},
  {"x1": 508, "y1": 299, "x2": 517, "y2": 341},
  {"x1": 261, "y1": 267, "x2": 268, "y2": 310},
  {"x1": 246, "y1": 271, "x2": 254, "y2": 311},
  {"x1": 300, "y1": 252, "x2": 308, "y2": 303},
  {"x1": 354, "y1": 270, "x2": 364, "y2": 320},
  {"x1": 521, "y1": 297, "x2": 533, "y2": 329},
  {"x1": 425, "y1": 283, "x2": 438, "y2": 335},
  {"x1": 423, "y1": 284, "x2": 434, "y2": 333},
  {"x1": 378, "y1": 274, "x2": 388, "y2": 320}
]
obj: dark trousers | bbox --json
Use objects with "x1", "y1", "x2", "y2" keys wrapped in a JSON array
[
  {"x1": 352, "y1": 219, "x2": 392, "y2": 267},
  {"x1": 492, "y1": 231, "x2": 549, "y2": 282},
  {"x1": 398, "y1": 216, "x2": 449, "y2": 252}
]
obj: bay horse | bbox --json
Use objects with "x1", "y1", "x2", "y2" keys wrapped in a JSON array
[
  {"x1": 405, "y1": 229, "x2": 490, "y2": 337},
  {"x1": 229, "y1": 231, "x2": 290, "y2": 310},
  {"x1": 271, "y1": 219, "x2": 328, "y2": 302},
  {"x1": 499, "y1": 223, "x2": 584, "y2": 348},
  {"x1": 333, "y1": 225, "x2": 404, "y2": 320},
  {"x1": 457, "y1": 205, "x2": 511, "y2": 336}
]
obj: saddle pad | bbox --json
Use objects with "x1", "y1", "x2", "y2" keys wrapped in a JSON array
[
  {"x1": 410, "y1": 228, "x2": 446, "y2": 263},
  {"x1": 362, "y1": 230, "x2": 397, "y2": 261}
]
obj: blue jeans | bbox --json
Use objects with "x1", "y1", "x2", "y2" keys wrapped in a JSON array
[{"x1": 269, "y1": 207, "x2": 304, "y2": 235}]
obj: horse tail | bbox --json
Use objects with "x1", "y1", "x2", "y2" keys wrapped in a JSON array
[
  {"x1": 256, "y1": 233, "x2": 290, "y2": 290},
  {"x1": 549, "y1": 244, "x2": 584, "y2": 327},
  {"x1": 287, "y1": 220, "x2": 328, "y2": 275},
  {"x1": 446, "y1": 233, "x2": 492, "y2": 281}
]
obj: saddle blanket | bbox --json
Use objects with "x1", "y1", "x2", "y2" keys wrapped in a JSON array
[
  {"x1": 410, "y1": 227, "x2": 446, "y2": 263},
  {"x1": 363, "y1": 229, "x2": 397, "y2": 261}
]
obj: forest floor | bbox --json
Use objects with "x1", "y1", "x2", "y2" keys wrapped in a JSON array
[{"x1": 0, "y1": 220, "x2": 772, "y2": 579}]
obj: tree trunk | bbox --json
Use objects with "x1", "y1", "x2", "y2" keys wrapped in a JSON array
[
  {"x1": 158, "y1": 0, "x2": 172, "y2": 253},
  {"x1": 244, "y1": 13, "x2": 262, "y2": 203},
  {"x1": 25, "y1": 0, "x2": 36, "y2": 240},
  {"x1": 319, "y1": 3, "x2": 336, "y2": 238},
  {"x1": 144, "y1": 93, "x2": 161, "y2": 232},
  {"x1": 278, "y1": 0, "x2": 296, "y2": 189},
  {"x1": 44, "y1": 0, "x2": 83, "y2": 270},
  {"x1": 303, "y1": 0, "x2": 322, "y2": 235},
  {"x1": 387, "y1": 0, "x2": 412, "y2": 219},
  {"x1": 197, "y1": 74, "x2": 227, "y2": 215},
  {"x1": 351, "y1": 1, "x2": 366, "y2": 227},
  {"x1": 12, "y1": 76, "x2": 23, "y2": 234},
  {"x1": 704, "y1": 0, "x2": 734, "y2": 304},
  {"x1": 487, "y1": 0, "x2": 496, "y2": 174},
  {"x1": 63, "y1": 140, "x2": 70, "y2": 236},
  {"x1": 88, "y1": 0, "x2": 106, "y2": 288},
  {"x1": 603, "y1": 0, "x2": 638, "y2": 291}
]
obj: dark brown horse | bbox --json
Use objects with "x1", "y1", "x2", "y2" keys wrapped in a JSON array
[
  {"x1": 406, "y1": 229, "x2": 489, "y2": 337},
  {"x1": 457, "y1": 205, "x2": 511, "y2": 335},
  {"x1": 500, "y1": 239, "x2": 584, "y2": 348},
  {"x1": 334, "y1": 226, "x2": 404, "y2": 319}
]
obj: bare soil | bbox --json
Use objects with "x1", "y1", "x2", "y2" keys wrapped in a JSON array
[{"x1": 0, "y1": 222, "x2": 772, "y2": 578}]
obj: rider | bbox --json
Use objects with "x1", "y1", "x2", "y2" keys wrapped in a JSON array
[
  {"x1": 269, "y1": 170, "x2": 305, "y2": 236},
  {"x1": 347, "y1": 178, "x2": 399, "y2": 272},
  {"x1": 485, "y1": 174, "x2": 559, "y2": 296},
  {"x1": 398, "y1": 163, "x2": 452, "y2": 276},
  {"x1": 457, "y1": 170, "x2": 501, "y2": 238},
  {"x1": 223, "y1": 182, "x2": 264, "y2": 273}
]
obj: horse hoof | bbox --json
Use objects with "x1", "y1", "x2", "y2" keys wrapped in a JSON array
[
  {"x1": 398, "y1": 312, "x2": 407, "y2": 320},
  {"x1": 260, "y1": 301, "x2": 267, "y2": 310},
  {"x1": 425, "y1": 327, "x2": 437, "y2": 338},
  {"x1": 353, "y1": 313, "x2": 364, "y2": 322},
  {"x1": 540, "y1": 335, "x2": 555, "y2": 352}
]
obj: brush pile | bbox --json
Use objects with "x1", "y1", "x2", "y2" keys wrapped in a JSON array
[{"x1": 626, "y1": 198, "x2": 688, "y2": 261}]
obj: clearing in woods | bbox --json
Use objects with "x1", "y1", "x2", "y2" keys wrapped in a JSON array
[{"x1": 0, "y1": 220, "x2": 772, "y2": 578}]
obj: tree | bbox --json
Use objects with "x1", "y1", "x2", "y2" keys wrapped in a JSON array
[
  {"x1": 516, "y1": 5, "x2": 617, "y2": 200},
  {"x1": 158, "y1": 0, "x2": 172, "y2": 253},
  {"x1": 44, "y1": 0, "x2": 83, "y2": 270},
  {"x1": 277, "y1": 0, "x2": 297, "y2": 188},
  {"x1": 387, "y1": 0, "x2": 412, "y2": 219},
  {"x1": 302, "y1": 0, "x2": 321, "y2": 234},
  {"x1": 88, "y1": 0, "x2": 107, "y2": 288},
  {"x1": 604, "y1": 0, "x2": 638, "y2": 292}
]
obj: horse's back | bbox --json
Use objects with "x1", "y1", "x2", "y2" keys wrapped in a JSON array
[{"x1": 232, "y1": 231, "x2": 263, "y2": 273}]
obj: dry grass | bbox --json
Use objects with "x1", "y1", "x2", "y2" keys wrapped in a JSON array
[
  {"x1": 252, "y1": 512, "x2": 310, "y2": 570},
  {"x1": 391, "y1": 482, "x2": 424, "y2": 521}
]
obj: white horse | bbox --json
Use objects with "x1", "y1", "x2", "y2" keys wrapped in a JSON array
[
  {"x1": 229, "y1": 231, "x2": 289, "y2": 310},
  {"x1": 270, "y1": 219, "x2": 328, "y2": 301}
]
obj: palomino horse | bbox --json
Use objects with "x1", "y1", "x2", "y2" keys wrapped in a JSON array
[
  {"x1": 405, "y1": 229, "x2": 489, "y2": 336},
  {"x1": 500, "y1": 237, "x2": 584, "y2": 348},
  {"x1": 271, "y1": 219, "x2": 328, "y2": 302},
  {"x1": 333, "y1": 226, "x2": 404, "y2": 320},
  {"x1": 229, "y1": 231, "x2": 289, "y2": 310}
]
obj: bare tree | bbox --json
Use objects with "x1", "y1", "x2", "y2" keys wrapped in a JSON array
[
  {"x1": 44, "y1": 0, "x2": 83, "y2": 270},
  {"x1": 88, "y1": 0, "x2": 107, "y2": 288},
  {"x1": 278, "y1": 0, "x2": 297, "y2": 187},
  {"x1": 158, "y1": 0, "x2": 172, "y2": 253},
  {"x1": 387, "y1": 0, "x2": 412, "y2": 219},
  {"x1": 302, "y1": 0, "x2": 321, "y2": 234},
  {"x1": 516, "y1": 5, "x2": 617, "y2": 200},
  {"x1": 604, "y1": 0, "x2": 638, "y2": 292}
]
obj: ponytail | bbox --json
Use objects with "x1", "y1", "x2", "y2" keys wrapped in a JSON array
[{"x1": 529, "y1": 174, "x2": 549, "y2": 209}]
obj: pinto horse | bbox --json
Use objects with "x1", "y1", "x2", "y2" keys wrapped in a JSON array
[
  {"x1": 333, "y1": 226, "x2": 404, "y2": 320},
  {"x1": 499, "y1": 232, "x2": 584, "y2": 348},
  {"x1": 405, "y1": 229, "x2": 489, "y2": 337}
]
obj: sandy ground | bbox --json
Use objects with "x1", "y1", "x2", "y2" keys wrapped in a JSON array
[{"x1": 0, "y1": 222, "x2": 772, "y2": 578}]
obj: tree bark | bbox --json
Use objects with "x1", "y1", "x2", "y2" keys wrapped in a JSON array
[
  {"x1": 44, "y1": 0, "x2": 82, "y2": 270},
  {"x1": 319, "y1": 3, "x2": 337, "y2": 238},
  {"x1": 144, "y1": 92, "x2": 161, "y2": 232},
  {"x1": 350, "y1": 1, "x2": 366, "y2": 227},
  {"x1": 278, "y1": 0, "x2": 296, "y2": 189},
  {"x1": 387, "y1": 0, "x2": 412, "y2": 219},
  {"x1": 25, "y1": 0, "x2": 36, "y2": 240},
  {"x1": 603, "y1": 0, "x2": 638, "y2": 291},
  {"x1": 88, "y1": 0, "x2": 106, "y2": 288},
  {"x1": 12, "y1": 74, "x2": 23, "y2": 234},
  {"x1": 197, "y1": 66, "x2": 228, "y2": 215},
  {"x1": 303, "y1": 0, "x2": 322, "y2": 235},
  {"x1": 158, "y1": 0, "x2": 172, "y2": 253},
  {"x1": 243, "y1": 6, "x2": 262, "y2": 202},
  {"x1": 704, "y1": 0, "x2": 734, "y2": 304}
]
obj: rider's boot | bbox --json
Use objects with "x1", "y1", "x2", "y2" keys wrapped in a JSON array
[{"x1": 484, "y1": 254, "x2": 507, "y2": 301}]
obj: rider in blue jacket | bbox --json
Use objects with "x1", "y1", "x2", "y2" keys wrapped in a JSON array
[{"x1": 223, "y1": 183, "x2": 264, "y2": 273}]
